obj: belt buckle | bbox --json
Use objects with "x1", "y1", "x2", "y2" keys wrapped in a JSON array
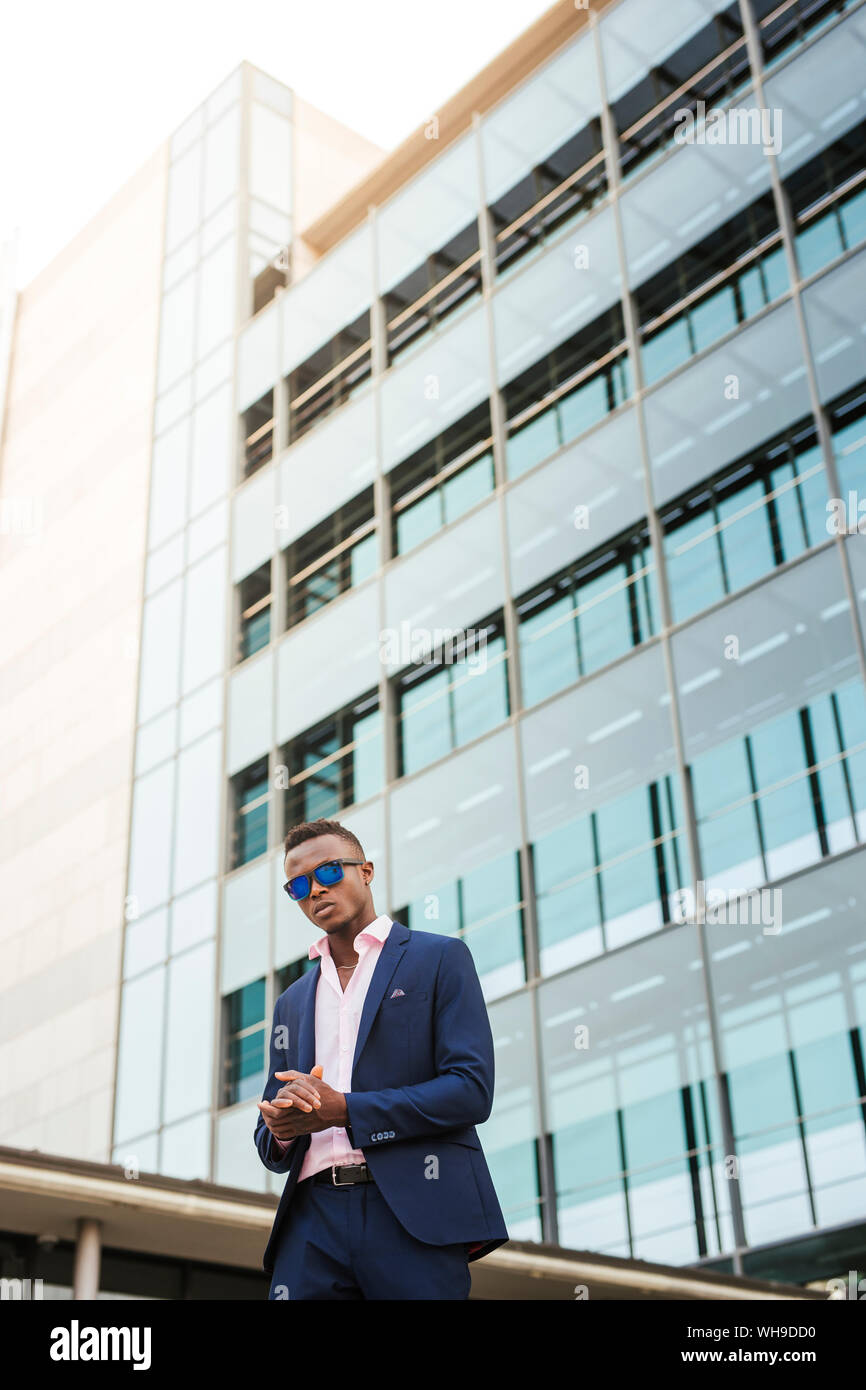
[{"x1": 331, "y1": 1164, "x2": 353, "y2": 1186}]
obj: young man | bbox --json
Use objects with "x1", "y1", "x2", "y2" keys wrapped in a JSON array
[{"x1": 254, "y1": 817, "x2": 509, "y2": 1300}]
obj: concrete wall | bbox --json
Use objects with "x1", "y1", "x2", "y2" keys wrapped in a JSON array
[{"x1": 0, "y1": 146, "x2": 168, "y2": 1161}]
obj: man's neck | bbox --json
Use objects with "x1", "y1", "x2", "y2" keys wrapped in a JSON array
[{"x1": 326, "y1": 908, "x2": 379, "y2": 967}]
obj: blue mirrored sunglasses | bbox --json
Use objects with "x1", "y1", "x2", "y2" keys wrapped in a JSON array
[{"x1": 283, "y1": 858, "x2": 365, "y2": 901}]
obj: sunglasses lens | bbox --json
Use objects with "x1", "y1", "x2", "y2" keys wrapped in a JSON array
[
  {"x1": 315, "y1": 862, "x2": 343, "y2": 886},
  {"x1": 287, "y1": 874, "x2": 311, "y2": 900}
]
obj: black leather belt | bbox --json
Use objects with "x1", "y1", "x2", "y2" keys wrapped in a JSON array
[{"x1": 313, "y1": 1162, "x2": 374, "y2": 1186}]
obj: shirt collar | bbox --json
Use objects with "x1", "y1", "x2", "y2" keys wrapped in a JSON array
[{"x1": 309, "y1": 913, "x2": 393, "y2": 960}]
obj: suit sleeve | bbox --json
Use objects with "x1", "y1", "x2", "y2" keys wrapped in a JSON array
[
  {"x1": 253, "y1": 995, "x2": 300, "y2": 1174},
  {"x1": 344, "y1": 936, "x2": 494, "y2": 1149}
]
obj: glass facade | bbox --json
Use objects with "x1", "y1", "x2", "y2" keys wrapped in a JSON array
[{"x1": 114, "y1": 8, "x2": 866, "y2": 1284}]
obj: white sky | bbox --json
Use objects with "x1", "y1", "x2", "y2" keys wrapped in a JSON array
[{"x1": 1, "y1": 0, "x2": 553, "y2": 290}]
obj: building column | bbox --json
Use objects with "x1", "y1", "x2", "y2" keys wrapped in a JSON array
[{"x1": 72, "y1": 1218, "x2": 102, "y2": 1300}]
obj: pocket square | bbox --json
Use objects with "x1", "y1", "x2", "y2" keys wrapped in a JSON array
[{"x1": 389, "y1": 987, "x2": 405, "y2": 998}]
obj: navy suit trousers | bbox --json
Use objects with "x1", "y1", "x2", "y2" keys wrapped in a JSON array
[{"x1": 267, "y1": 1175, "x2": 471, "y2": 1300}]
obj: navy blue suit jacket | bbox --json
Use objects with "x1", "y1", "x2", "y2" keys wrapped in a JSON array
[{"x1": 254, "y1": 919, "x2": 509, "y2": 1276}]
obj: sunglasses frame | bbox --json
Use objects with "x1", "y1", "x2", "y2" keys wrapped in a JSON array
[{"x1": 282, "y1": 857, "x2": 366, "y2": 901}]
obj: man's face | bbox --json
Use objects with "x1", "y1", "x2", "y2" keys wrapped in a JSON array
[{"x1": 284, "y1": 834, "x2": 372, "y2": 931}]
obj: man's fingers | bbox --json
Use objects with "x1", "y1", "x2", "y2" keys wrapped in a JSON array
[
  {"x1": 274, "y1": 1086, "x2": 317, "y2": 1110},
  {"x1": 274, "y1": 1074, "x2": 321, "y2": 1105},
  {"x1": 275, "y1": 1069, "x2": 321, "y2": 1094}
]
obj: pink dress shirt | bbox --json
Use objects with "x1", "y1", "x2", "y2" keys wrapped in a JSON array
[{"x1": 271, "y1": 913, "x2": 394, "y2": 1179}]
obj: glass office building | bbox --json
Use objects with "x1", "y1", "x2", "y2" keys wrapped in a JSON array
[{"x1": 112, "y1": 0, "x2": 866, "y2": 1287}]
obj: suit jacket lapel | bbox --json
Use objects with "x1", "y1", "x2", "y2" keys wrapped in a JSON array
[{"x1": 297, "y1": 961, "x2": 321, "y2": 1075}]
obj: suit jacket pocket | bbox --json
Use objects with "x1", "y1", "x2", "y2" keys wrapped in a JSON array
[{"x1": 381, "y1": 990, "x2": 428, "y2": 1008}]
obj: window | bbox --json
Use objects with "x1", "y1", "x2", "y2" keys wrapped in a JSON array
[
  {"x1": 285, "y1": 488, "x2": 376, "y2": 629},
  {"x1": 516, "y1": 525, "x2": 657, "y2": 706},
  {"x1": 691, "y1": 680, "x2": 866, "y2": 888},
  {"x1": 241, "y1": 390, "x2": 274, "y2": 479},
  {"x1": 489, "y1": 118, "x2": 606, "y2": 277},
  {"x1": 221, "y1": 978, "x2": 265, "y2": 1106},
  {"x1": 287, "y1": 311, "x2": 371, "y2": 443},
  {"x1": 753, "y1": 0, "x2": 855, "y2": 73},
  {"x1": 275, "y1": 955, "x2": 318, "y2": 996},
  {"x1": 533, "y1": 774, "x2": 686, "y2": 975},
  {"x1": 608, "y1": 2, "x2": 750, "y2": 183},
  {"x1": 237, "y1": 563, "x2": 271, "y2": 661},
  {"x1": 829, "y1": 380, "x2": 866, "y2": 496},
  {"x1": 389, "y1": 402, "x2": 494, "y2": 557},
  {"x1": 660, "y1": 418, "x2": 829, "y2": 623},
  {"x1": 637, "y1": 192, "x2": 788, "y2": 386},
  {"x1": 396, "y1": 849, "x2": 526, "y2": 1000},
  {"x1": 788, "y1": 119, "x2": 866, "y2": 281},
  {"x1": 383, "y1": 221, "x2": 482, "y2": 364},
  {"x1": 281, "y1": 690, "x2": 383, "y2": 825},
  {"x1": 230, "y1": 757, "x2": 269, "y2": 868},
  {"x1": 395, "y1": 616, "x2": 509, "y2": 777},
  {"x1": 502, "y1": 305, "x2": 629, "y2": 480}
]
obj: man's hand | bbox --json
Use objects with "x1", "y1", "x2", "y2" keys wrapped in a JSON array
[{"x1": 257, "y1": 1064, "x2": 349, "y2": 1140}]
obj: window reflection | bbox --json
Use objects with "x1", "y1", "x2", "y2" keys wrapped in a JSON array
[
  {"x1": 285, "y1": 487, "x2": 376, "y2": 628},
  {"x1": 661, "y1": 416, "x2": 828, "y2": 623},
  {"x1": 221, "y1": 977, "x2": 265, "y2": 1106},
  {"x1": 517, "y1": 523, "x2": 657, "y2": 706},
  {"x1": 829, "y1": 379, "x2": 866, "y2": 498},
  {"x1": 389, "y1": 403, "x2": 493, "y2": 556},
  {"x1": 753, "y1": 0, "x2": 855, "y2": 73},
  {"x1": 503, "y1": 305, "x2": 629, "y2": 479},
  {"x1": 281, "y1": 689, "x2": 383, "y2": 825},
  {"x1": 241, "y1": 390, "x2": 274, "y2": 479},
  {"x1": 788, "y1": 118, "x2": 866, "y2": 280},
  {"x1": 637, "y1": 191, "x2": 787, "y2": 386},
  {"x1": 231, "y1": 757, "x2": 269, "y2": 868},
  {"x1": 237, "y1": 562, "x2": 272, "y2": 662},
  {"x1": 691, "y1": 678, "x2": 866, "y2": 890},
  {"x1": 604, "y1": 1, "x2": 750, "y2": 183},
  {"x1": 481, "y1": 32, "x2": 605, "y2": 282},
  {"x1": 533, "y1": 774, "x2": 687, "y2": 975},
  {"x1": 397, "y1": 848, "x2": 526, "y2": 1001},
  {"x1": 540, "y1": 932, "x2": 726, "y2": 1263},
  {"x1": 710, "y1": 856, "x2": 866, "y2": 1247},
  {"x1": 383, "y1": 221, "x2": 481, "y2": 364},
  {"x1": 490, "y1": 119, "x2": 606, "y2": 278},
  {"x1": 396, "y1": 616, "x2": 509, "y2": 777},
  {"x1": 288, "y1": 309, "x2": 371, "y2": 442}
]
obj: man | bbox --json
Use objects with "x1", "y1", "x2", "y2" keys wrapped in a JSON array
[{"x1": 254, "y1": 817, "x2": 509, "y2": 1300}]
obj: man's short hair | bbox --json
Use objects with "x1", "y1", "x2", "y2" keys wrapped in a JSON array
[{"x1": 283, "y1": 818, "x2": 365, "y2": 864}]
